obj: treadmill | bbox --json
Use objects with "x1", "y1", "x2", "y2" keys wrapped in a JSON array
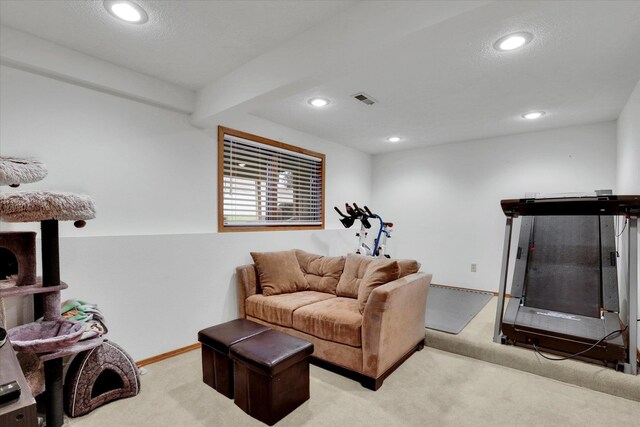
[{"x1": 493, "y1": 192, "x2": 639, "y2": 374}]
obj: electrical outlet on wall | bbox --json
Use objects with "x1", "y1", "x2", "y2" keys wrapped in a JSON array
[{"x1": 471, "y1": 263, "x2": 477, "y2": 273}]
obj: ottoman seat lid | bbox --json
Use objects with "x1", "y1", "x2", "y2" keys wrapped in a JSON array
[
  {"x1": 230, "y1": 329, "x2": 313, "y2": 376},
  {"x1": 198, "y1": 319, "x2": 269, "y2": 353}
]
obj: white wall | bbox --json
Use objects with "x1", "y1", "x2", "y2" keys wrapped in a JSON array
[
  {"x1": 372, "y1": 122, "x2": 617, "y2": 292},
  {"x1": 616, "y1": 78, "x2": 640, "y2": 354},
  {"x1": 0, "y1": 65, "x2": 371, "y2": 360},
  {"x1": 1, "y1": 50, "x2": 632, "y2": 361},
  {"x1": 617, "y1": 79, "x2": 640, "y2": 195},
  {"x1": 0, "y1": 65, "x2": 213, "y2": 237}
]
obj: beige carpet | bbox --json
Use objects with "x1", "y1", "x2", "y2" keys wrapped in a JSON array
[
  {"x1": 426, "y1": 297, "x2": 640, "y2": 401},
  {"x1": 67, "y1": 344, "x2": 639, "y2": 426}
]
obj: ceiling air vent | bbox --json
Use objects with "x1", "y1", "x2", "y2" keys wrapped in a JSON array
[{"x1": 352, "y1": 92, "x2": 377, "y2": 106}]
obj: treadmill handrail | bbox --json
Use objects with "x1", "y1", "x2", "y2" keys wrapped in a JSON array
[{"x1": 501, "y1": 195, "x2": 640, "y2": 217}]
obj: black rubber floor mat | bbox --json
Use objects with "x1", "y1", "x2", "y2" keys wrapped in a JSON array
[{"x1": 426, "y1": 285, "x2": 493, "y2": 334}]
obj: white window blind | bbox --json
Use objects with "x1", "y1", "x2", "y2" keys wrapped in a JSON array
[{"x1": 221, "y1": 132, "x2": 324, "y2": 229}]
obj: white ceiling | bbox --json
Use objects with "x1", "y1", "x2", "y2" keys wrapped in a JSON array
[
  {"x1": 1, "y1": 1, "x2": 639, "y2": 154},
  {"x1": 252, "y1": 1, "x2": 640, "y2": 153},
  {"x1": 0, "y1": 0, "x2": 356, "y2": 90}
]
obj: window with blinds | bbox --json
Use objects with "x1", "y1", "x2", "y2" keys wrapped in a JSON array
[{"x1": 218, "y1": 126, "x2": 325, "y2": 231}]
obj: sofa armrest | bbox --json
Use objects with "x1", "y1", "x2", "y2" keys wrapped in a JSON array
[
  {"x1": 236, "y1": 264, "x2": 261, "y2": 318},
  {"x1": 361, "y1": 272, "x2": 432, "y2": 378}
]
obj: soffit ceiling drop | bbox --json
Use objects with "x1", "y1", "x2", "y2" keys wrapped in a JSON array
[{"x1": 0, "y1": 0, "x2": 357, "y2": 90}]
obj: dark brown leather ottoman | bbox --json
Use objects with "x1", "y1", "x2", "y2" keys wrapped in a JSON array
[
  {"x1": 230, "y1": 329, "x2": 314, "y2": 426},
  {"x1": 198, "y1": 319, "x2": 269, "y2": 398}
]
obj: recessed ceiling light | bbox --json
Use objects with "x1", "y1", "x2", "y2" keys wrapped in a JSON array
[
  {"x1": 104, "y1": 1, "x2": 148, "y2": 24},
  {"x1": 522, "y1": 111, "x2": 545, "y2": 120},
  {"x1": 494, "y1": 32, "x2": 533, "y2": 51},
  {"x1": 308, "y1": 97, "x2": 330, "y2": 107},
  {"x1": 238, "y1": 163, "x2": 246, "y2": 168},
  {"x1": 387, "y1": 136, "x2": 402, "y2": 143}
]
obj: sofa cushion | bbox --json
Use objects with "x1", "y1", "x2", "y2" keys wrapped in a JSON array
[
  {"x1": 245, "y1": 291, "x2": 335, "y2": 327},
  {"x1": 292, "y1": 297, "x2": 363, "y2": 347},
  {"x1": 295, "y1": 250, "x2": 345, "y2": 294},
  {"x1": 397, "y1": 259, "x2": 421, "y2": 278},
  {"x1": 335, "y1": 254, "x2": 374, "y2": 298},
  {"x1": 357, "y1": 259, "x2": 400, "y2": 313},
  {"x1": 250, "y1": 250, "x2": 308, "y2": 296}
]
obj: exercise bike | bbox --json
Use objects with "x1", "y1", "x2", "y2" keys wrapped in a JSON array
[{"x1": 334, "y1": 203, "x2": 393, "y2": 258}]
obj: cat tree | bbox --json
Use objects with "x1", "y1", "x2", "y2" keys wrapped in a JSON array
[
  {"x1": 0, "y1": 156, "x2": 139, "y2": 426},
  {"x1": 1, "y1": 156, "x2": 97, "y2": 427}
]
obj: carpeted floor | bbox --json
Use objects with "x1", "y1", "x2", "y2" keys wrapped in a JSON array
[
  {"x1": 67, "y1": 344, "x2": 640, "y2": 426},
  {"x1": 426, "y1": 297, "x2": 640, "y2": 401}
]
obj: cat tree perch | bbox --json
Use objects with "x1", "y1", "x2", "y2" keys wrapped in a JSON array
[{"x1": 0, "y1": 156, "x2": 47, "y2": 188}]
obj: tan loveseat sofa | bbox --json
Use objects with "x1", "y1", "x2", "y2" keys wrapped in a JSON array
[{"x1": 236, "y1": 250, "x2": 432, "y2": 390}]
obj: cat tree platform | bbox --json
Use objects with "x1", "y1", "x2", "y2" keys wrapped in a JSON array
[
  {"x1": 0, "y1": 156, "x2": 47, "y2": 187},
  {"x1": 0, "y1": 277, "x2": 68, "y2": 297},
  {"x1": 0, "y1": 191, "x2": 96, "y2": 224}
]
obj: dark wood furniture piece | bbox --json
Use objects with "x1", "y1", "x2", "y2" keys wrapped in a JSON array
[
  {"x1": 230, "y1": 329, "x2": 314, "y2": 426},
  {"x1": 198, "y1": 319, "x2": 269, "y2": 398},
  {"x1": 0, "y1": 338, "x2": 37, "y2": 427}
]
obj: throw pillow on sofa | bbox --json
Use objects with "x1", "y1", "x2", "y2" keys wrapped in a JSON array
[
  {"x1": 250, "y1": 250, "x2": 309, "y2": 296},
  {"x1": 335, "y1": 253, "x2": 375, "y2": 298},
  {"x1": 336, "y1": 254, "x2": 405, "y2": 300},
  {"x1": 295, "y1": 250, "x2": 346, "y2": 294},
  {"x1": 397, "y1": 259, "x2": 421, "y2": 278},
  {"x1": 357, "y1": 259, "x2": 400, "y2": 313}
]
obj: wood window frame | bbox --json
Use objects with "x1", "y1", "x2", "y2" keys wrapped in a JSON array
[{"x1": 217, "y1": 126, "x2": 326, "y2": 232}]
